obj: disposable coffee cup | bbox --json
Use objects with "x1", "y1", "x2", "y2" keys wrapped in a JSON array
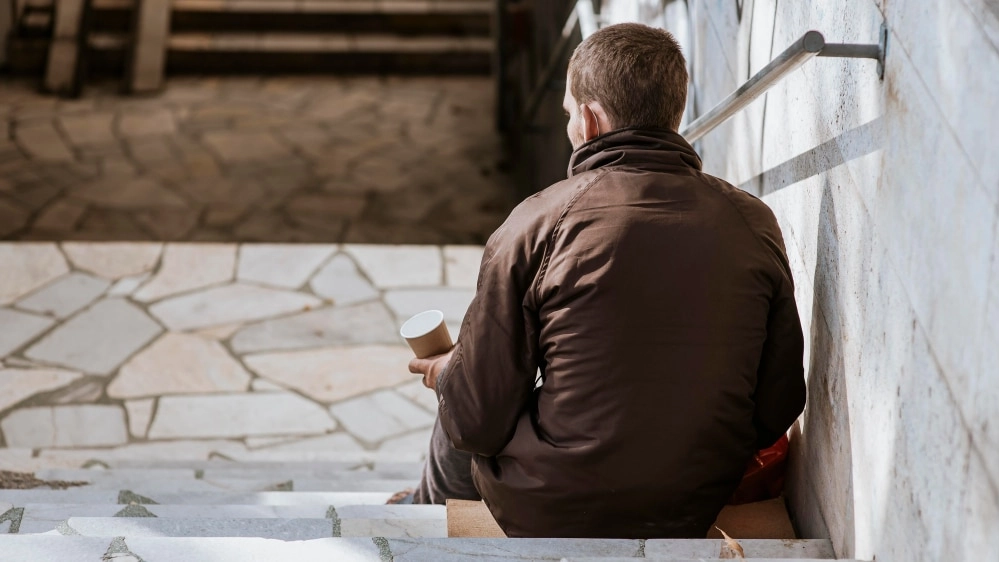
[{"x1": 400, "y1": 310, "x2": 454, "y2": 359}]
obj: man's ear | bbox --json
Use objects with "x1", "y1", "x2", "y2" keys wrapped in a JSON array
[{"x1": 580, "y1": 104, "x2": 603, "y2": 142}]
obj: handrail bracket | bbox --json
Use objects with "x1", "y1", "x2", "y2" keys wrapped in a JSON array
[{"x1": 681, "y1": 25, "x2": 889, "y2": 143}]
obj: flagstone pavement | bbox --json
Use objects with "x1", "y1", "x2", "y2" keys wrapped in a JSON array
[
  {"x1": 0, "y1": 76, "x2": 516, "y2": 244},
  {"x1": 0, "y1": 242, "x2": 483, "y2": 471}
]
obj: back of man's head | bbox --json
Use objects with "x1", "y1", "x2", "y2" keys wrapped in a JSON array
[{"x1": 568, "y1": 23, "x2": 688, "y2": 132}]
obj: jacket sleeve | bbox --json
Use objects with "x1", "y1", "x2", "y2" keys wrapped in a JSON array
[
  {"x1": 752, "y1": 247, "x2": 807, "y2": 450},
  {"x1": 437, "y1": 222, "x2": 543, "y2": 457}
]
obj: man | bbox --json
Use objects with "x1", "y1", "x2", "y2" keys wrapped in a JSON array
[{"x1": 406, "y1": 22, "x2": 806, "y2": 539}]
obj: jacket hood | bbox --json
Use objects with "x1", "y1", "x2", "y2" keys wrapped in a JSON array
[{"x1": 567, "y1": 127, "x2": 703, "y2": 178}]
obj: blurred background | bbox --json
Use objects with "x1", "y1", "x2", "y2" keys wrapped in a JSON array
[{"x1": 0, "y1": 0, "x2": 588, "y2": 244}]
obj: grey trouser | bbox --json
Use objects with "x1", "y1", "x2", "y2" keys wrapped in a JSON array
[{"x1": 413, "y1": 417, "x2": 482, "y2": 504}]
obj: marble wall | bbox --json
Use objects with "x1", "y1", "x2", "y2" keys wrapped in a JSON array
[{"x1": 599, "y1": 0, "x2": 999, "y2": 560}]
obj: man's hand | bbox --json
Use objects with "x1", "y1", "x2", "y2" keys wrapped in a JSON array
[{"x1": 408, "y1": 349, "x2": 454, "y2": 391}]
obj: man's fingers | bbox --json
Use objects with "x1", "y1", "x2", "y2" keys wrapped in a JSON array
[{"x1": 409, "y1": 357, "x2": 430, "y2": 374}]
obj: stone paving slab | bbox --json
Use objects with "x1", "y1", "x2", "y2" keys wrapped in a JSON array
[
  {"x1": 15, "y1": 272, "x2": 111, "y2": 318},
  {"x1": 1, "y1": 405, "x2": 129, "y2": 448},
  {"x1": 232, "y1": 303, "x2": 399, "y2": 353},
  {"x1": 0, "y1": 242, "x2": 483, "y2": 468},
  {"x1": 309, "y1": 254, "x2": 381, "y2": 305},
  {"x1": 109, "y1": 332, "x2": 252, "y2": 398},
  {"x1": 0, "y1": 244, "x2": 69, "y2": 304},
  {"x1": 244, "y1": 345, "x2": 417, "y2": 403},
  {"x1": 330, "y1": 389, "x2": 436, "y2": 444},
  {"x1": 0, "y1": 308, "x2": 55, "y2": 357},
  {"x1": 147, "y1": 392, "x2": 337, "y2": 439},
  {"x1": 237, "y1": 244, "x2": 337, "y2": 289},
  {"x1": 0, "y1": 368, "x2": 83, "y2": 413},
  {"x1": 24, "y1": 298, "x2": 163, "y2": 374},
  {"x1": 148, "y1": 283, "x2": 322, "y2": 331},
  {"x1": 0, "y1": 76, "x2": 515, "y2": 244}
]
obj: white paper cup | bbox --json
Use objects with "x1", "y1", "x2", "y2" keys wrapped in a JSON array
[{"x1": 400, "y1": 310, "x2": 454, "y2": 359}]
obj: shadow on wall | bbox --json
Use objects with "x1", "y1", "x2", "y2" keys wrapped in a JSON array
[
  {"x1": 739, "y1": 115, "x2": 886, "y2": 554},
  {"x1": 740, "y1": 117, "x2": 884, "y2": 199}
]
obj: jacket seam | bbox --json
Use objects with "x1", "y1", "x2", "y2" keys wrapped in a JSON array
[
  {"x1": 692, "y1": 171, "x2": 790, "y2": 289},
  {"x1": 532, "y1": 169, "x2": 609, "y2": 304}
]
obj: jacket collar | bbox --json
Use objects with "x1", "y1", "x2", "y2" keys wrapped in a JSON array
[{"x1": 567, "y1": 127, "x2": 703, "y2": 178}]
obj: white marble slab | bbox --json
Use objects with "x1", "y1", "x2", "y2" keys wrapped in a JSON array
[
  {"x1": 383, "y1": 288, "x2": 474, "y2": 323},
  {"x1": 344, "y1": 245, "x2": 443, "y2": 288},
  {"x1": 329, "y1": 389, "x2": 435, "y2": 444},
  {"x1": 15, "y1": 272, "x2": 110, "y2": 319},
  {"x1": 60, "y1": 243, "x2": 162, "y2": 280},
  {"x1": 108, "y1": 333, "x2": 251, "y2": 399},
  {"x1": 230, "y1": 301, "x2": 398, "y2": 353},
  {"x1": 244, "y1": 345, "x2": 415, "y2": 403},
  {"x1": 134, "y1": 244, "x2": 236, "y2": 302},
  {"x1": 309, "y1": 253, "x2": 380, "y2": 305},
  {"x1": 238, "y1": 244, "x2": 337, "y2": 289},
  {"x1": 0, "y1": 308, "x2": 55, "y2": 357},
  {"x1": 147, "y1": 392, "x2": 336, "y2": 439},
  {"x1": 443, "y1": 246, "x2": 483, "y2": 288},
  {"x1": 0, "y1": 368, "x2": 83, "y2": 413},
  {"x1": 0, "y1": 404, "x2": 128, "y2": 448},
  {"x1": 0, "y1": 243, "x2": 69, "y2": 304},
  {"x1": 148, "y1": 283, "x2": 321, "y2": 331},
  {"x1": 24, "y1": 299, "x2": 162, "y2": 375}
]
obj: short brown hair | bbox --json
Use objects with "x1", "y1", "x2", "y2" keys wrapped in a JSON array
[{"x1": 568, "y1": 23, "x2": 688, "y2": 131}]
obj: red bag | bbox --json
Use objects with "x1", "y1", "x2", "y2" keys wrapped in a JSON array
[{"x1": 727, "y1": 434, "x2": 789, "y2": 505}]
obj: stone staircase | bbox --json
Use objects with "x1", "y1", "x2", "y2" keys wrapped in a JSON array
[
  {"x1": 8, "y1": 0, "x2": 494, "y2": 78},
  {"x1": 0, "y1": 243, "x2": 860, "y2": 560},
  {"x1": 0, "y1": 458, "x2": 851, "y2": 561}
]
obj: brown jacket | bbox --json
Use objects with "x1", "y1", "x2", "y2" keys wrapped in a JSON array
[{"x1": 437, "y1": 128, "x2": 806, "y2": 538}]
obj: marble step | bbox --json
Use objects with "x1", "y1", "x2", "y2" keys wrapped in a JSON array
[
  {"x1": 106, "y1": 459, "x2": 418, "y2": 470},
  {"x1": 16, "y1": 503, "x2": 445, "y2": 536},
  {"x1": 85, "y1": 31, "x2": 492, "y2": 74},
  {"x1": 17, "y1": 503, "x2": 329, "y2": 534},
  {"x1": 169, "y1": 0, "x2": 494, "y2": 15},
  {"x1": 50, "y1": 509, "x2": 446, "y2": 538},
  {"x1": 90, "y1": 0, "x2": 492, "y2": 32},
  {"x1": 335, "y1": 504, "x2": 447, "y2": 538},
  {"x1": 1, "y1": 448, "x2": 425, "y2": 472},
  {"x1": 86, "y1": 30, "x2": 492, "y2": 53},
  {"x1": 37, "y1": 465, "x2": 424, "y2": 482},
  {"x1": 0, "y1": 536, "x2": 841, "y2": 561},
  {"x1": 25, "y1": 475, "x2": 416, "y2": 492},
  {"x1": 1, "y1": 489, "x2": 393, "y2": 506},
  {"x1": 58, "y1": 517, "x2": 339, "y2": 539}
]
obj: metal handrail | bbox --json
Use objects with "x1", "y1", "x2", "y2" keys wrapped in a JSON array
[
  {"x1": 519, "y1": 1, "x2": 888, "y2": 143},
  {"x1": 681, "y1": 27, "x2": 886, "y2": 143}
]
